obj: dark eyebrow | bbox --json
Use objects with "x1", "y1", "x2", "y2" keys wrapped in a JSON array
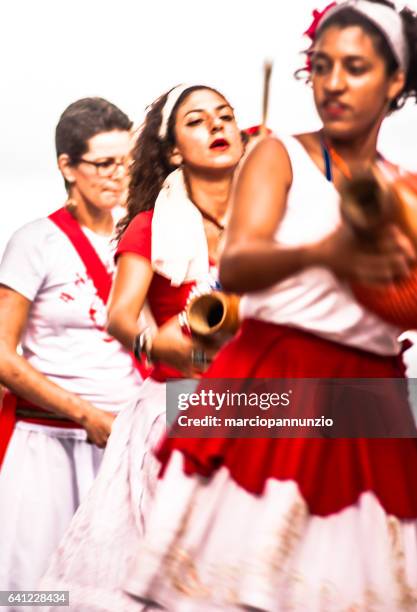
[
  {"x1": 184, "y1": 104, "x2": 233, "y2": 117},
  {"x1": 313, "y1": 51, "x2": 368, "y2": 62}
]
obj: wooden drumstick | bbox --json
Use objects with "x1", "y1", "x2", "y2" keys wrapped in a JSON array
[{"x1": 260, "y1": 59, "x2": 273, "y2": 137}]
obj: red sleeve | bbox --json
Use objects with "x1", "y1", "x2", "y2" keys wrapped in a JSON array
[{"x1": 115, "y1": 210, "x2": 153, "y2": 262}]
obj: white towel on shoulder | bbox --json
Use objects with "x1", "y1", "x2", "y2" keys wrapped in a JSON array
[{"x1": 151, "y1": 168, "x2": 209, "y2": 286}]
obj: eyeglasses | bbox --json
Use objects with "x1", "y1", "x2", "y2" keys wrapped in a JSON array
[{"x1": 75, "y1": 156, "x2": 131, "y2": 178}]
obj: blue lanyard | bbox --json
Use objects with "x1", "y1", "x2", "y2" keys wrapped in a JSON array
[
  {"x1": 320, "y1": 135, "x2": 383, "y2": 182},
  {"x1": 320, "y1": 138, "x2": 333, "y2": 183}
]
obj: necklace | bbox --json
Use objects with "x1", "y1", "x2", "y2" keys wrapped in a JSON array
[
  {"x1": 193, "y1": 203, "x2": 225, "y2": 232},
  {"x1": 183, "y1": 173, "x2": 226, "y2": 231}
]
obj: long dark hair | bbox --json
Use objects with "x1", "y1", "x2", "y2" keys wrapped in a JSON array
[
  {"x1": 299, "y1": 0, "x2": 417, "y2": 112},
  {"x1": 116, "y1": 85, "x2": 222, "y2": 241}
]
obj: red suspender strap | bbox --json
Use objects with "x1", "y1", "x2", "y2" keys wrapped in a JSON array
[
  {"x1": 0, "y1": 392, "x2": 17, "y2": 467},
  {"x1": 49, "y1": 207, "x2": 150, "y2": 378},
  {"x1": 49, "y1": 207, "x2": 112, "y2": 302}
]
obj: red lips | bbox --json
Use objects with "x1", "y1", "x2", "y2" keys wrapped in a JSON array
[{"x1": 210, "y1": 138, "x2": 229, "y2": 150}]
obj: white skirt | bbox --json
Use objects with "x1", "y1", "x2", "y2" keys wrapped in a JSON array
[
  {"x1": 0, "y1": 422, "x2": 104, "y2": 611},
  {"x1": 123, "y1": 451, "x2": 417, "y2": 612},
  {"x1": 39, "y1": 377, "x2": 166, "y2": 612}
]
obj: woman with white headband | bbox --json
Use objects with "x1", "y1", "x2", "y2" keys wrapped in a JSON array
[
  {"x1": 121, "y1": 1, "x2": 417, "y2": 610},
  {"x1": 39, "y1": 84, "x2": 244, "y2": 610}
]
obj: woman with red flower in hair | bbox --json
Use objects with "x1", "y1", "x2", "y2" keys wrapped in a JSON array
[{"x1": 122, "y1": 1, "x2": 417, "y2": 610}]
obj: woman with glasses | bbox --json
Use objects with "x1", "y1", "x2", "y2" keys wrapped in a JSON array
[
  {"x1": 120, "y1": 2, "x2": 417, "y2": 610},
  {"x1": 39, "y1": 84, "x2": 245, "y2": 611},
  {"x1": 0, "y1": 97, "x2": 142, "y2": 599}
]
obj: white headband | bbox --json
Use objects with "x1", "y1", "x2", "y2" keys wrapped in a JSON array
[
  {"x1": 318, "y1": 0, "x2": 409, "y2": 72},
  {"x1": 158, "y1": 84, "x2": 193, "y2": 140}
]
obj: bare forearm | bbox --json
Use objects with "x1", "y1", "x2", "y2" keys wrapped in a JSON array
[
  {"x1": 106, "y1": 255, "x2": 154, "y2": 350},
  {"x1": 220, "y1": 240, "x2": 315, "y2": 293},
  {"x1": 0, "y1": 344, "x2": 93, "y2": 424},
  {"x1": 106, "y1": 312, "x2": 141, "y2": 351}
]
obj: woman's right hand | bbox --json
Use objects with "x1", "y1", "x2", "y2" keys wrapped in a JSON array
[
  {"x1": 79, "y1": 407, "x2": 116, "y2": 448},
  {"x1": 312, "y1": 223, "x2": 416, "y2": 285}
]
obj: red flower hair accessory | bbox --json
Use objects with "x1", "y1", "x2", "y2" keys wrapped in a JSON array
[
  {"x1": 303, "y1": 2, "x2": 337, "y2": 72},
  {"x1": 304, "y1": 2, "x2": 337, "y2": 41}
]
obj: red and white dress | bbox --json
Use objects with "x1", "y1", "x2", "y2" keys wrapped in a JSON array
[
  {"x1": 39, "y1": 208, "x2": 214, "y2": 611},
  {"x1": 0, "y1": 215, "x2": 142, "y2": 606},
  {"x1": 121, "y1": 137, "x2": 417, "y2": 611}
]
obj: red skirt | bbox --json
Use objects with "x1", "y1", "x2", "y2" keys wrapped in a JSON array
[{"x1": 157, "y1": 319, "x2": 417, "y2": 518}]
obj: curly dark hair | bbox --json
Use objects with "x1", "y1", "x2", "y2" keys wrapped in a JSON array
[
  {"x1": 300, "y1": 0, "x2": 417, "y2": 112},
  {"x1": 115, "y1": 85, "x2": 225, "y2": 241}
]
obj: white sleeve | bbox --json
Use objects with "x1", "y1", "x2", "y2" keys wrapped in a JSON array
[{"x1": 0, "y1": 221, "x2": 46, "y2": 301}]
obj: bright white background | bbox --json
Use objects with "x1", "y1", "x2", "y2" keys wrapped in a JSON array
[{"x1": 1, "y1": 0, "x2": 416, "y2": 256}]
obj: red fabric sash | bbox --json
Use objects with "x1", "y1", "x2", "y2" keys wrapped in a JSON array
[
  {"x1": 0, "y1": 392, "x2": 82, "y2": 468},
  {"x1": 49, "y1": 207, "x2": 149, "y2": 378},
  {"x1": 0, "y1": 393, "x2": 17, "y2": 467},
  {"x1": 49, "y1": 207, "x2": 112, "y2": 303}
]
